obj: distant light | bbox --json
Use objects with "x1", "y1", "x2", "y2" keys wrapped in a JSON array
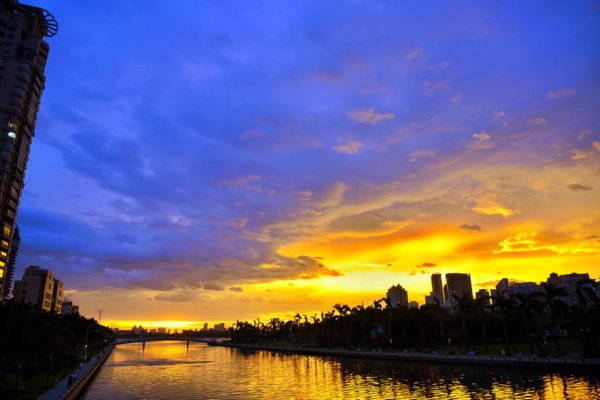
[{"x1": 7, "y1": 131, "x2": 16, "y2": 138}]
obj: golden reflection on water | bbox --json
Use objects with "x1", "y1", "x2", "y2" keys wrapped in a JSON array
[{"x1": 83, "y1": 341, "x2": 599, "y2": 400}]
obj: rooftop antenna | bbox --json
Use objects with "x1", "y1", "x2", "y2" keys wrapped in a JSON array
[{"x1": 98, "y1": 309, "x2": 104, "y2": 323}]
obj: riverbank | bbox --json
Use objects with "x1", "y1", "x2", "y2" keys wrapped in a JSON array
[
  {"x1": 37, "y1": 344, "x2": 114, "y2": 400},
  {"x1": 212, "y1": 342, "x2": 600, "y2": 371}
]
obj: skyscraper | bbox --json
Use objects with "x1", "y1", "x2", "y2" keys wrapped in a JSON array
[
  {"x1": 445, "y1": 273, "x2": 473, "y2": 308},
  {"x1": 386, "y1": 284, "x2": 408, "y2": 308},
  {"x1": 431, "y1": 273, "x2": 444, "y2": 304},
  {"x1": 0, "y1": 1, "x2": 57, "y2": 299}
]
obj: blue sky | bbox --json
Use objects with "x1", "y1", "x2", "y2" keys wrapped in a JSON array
[{"x1": 15, "y1": 0, "x2": 600, "y2": 325}]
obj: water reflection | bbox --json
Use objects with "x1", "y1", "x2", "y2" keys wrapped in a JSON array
[{"x1": 83, "y1": 341, "x2": 599, "y2": 399}]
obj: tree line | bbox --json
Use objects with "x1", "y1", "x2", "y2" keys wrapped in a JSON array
[
  {"x1": 0, "y1": 300, "x2": 114, "y2": 389},
  {"x1": 231, "y1": 281, "x2": 600, "y2": 357}
]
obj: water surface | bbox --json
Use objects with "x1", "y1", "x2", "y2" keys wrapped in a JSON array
[{"x1": 83, "y1": 341, "x2": 599, "y2": 399}]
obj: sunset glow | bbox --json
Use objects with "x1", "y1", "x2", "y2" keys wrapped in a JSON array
[{"x1": 14, "y1": 0, "x2": 600, "y2": 329}]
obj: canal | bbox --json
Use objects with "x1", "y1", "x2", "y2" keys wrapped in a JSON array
[{"x1": 83, "y1": 341, "x2": 599, "y2": 399}]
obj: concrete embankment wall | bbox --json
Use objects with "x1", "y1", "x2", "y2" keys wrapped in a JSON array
[
  {"x1": 61, "y1": 345, "x2": 114, "y2": 400},
  {"x1": 213, "y1": 342, "x2": 600, "y2": 372}
]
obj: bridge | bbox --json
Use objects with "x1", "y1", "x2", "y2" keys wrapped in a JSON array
[{"x1": 116, "y1": 336, "x2": 226, "y2": 347}]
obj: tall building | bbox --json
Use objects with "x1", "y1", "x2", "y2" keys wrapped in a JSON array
[
  {"x1": 495, "y1": 278, "x2": 510, "y2": 298},
  {"x1": 51, "y1": 277, "x2": 63, "y2": 312},
  {"x1": 445, "y1": 273, "x2": 473, "y2": 307},
  {"x1": 0, "y1": 1, "x2": 57, "y2": 299},
  {"x1": 547, "y1": 272, "x2": 592, "y2": 306},
  {"x1": 1, "y1": 223, "x2": 17, "y2": 297},
  {"x1": 13, "y1": 265, "x2": 60, "y2": 311},
  {"x1": 386, "y1": 284, "x2": 408, "y2": 308},
  {"x1": 431, "y1": 273, "x2": 444, "y2": 304}
]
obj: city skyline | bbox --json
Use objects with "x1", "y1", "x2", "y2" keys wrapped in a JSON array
[{"x1": 8, "y1": 1, "x2": 600, "y2": 329}]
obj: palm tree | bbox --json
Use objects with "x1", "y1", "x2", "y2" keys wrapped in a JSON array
[
  {"x1": 473, "y1": 294, "x2": 490, "y2": 352},
  {"x1": 490, "y1": 294, "x2": 515, "y2": 348},
  {"x1": 512, "y1": 292, "x2": 543, "y2": 354},
  {"x1": 541, "y1": 283, "x2": 568, "y2": 354},
  {"x1": 451, "y1": 294, "x2": 474, "y2": 351}
]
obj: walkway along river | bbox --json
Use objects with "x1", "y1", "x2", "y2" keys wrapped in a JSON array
[{"x1": 81, "y1": 340, "x2": 600, "y2": 399}]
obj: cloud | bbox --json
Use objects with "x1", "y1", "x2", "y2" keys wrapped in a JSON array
[
  {"x1": 240, "y1": 130, "x2": 268, "y2": 140},
  {"x1": 471, "y1": 196, "x2": 515, "y2": 217},
  {"x1": 327, "y1": 205, "x2": 411, "y2": 237},
  {"x1": 472, "y1": 132, "x2": 491, "y2": 141},
  {"x1": 404, "y1": 48, "x2": 422, "y2": 60},
  {"x1": 570, "y1": 149, "x2": 591, "y2": 160},
  {"x1": 471, "y1": 132, "x2": 494, "y2": 150},
  {"x1": 416, "y1": 262, "x2": 436, "y2": 268},
  {"x1": 315, "y1": 182, "x2": 347, "y2": 208},
  {"x1": 423, "y1": 80, "x2": 450, "y2": 96},
  {"x1": 478, "y1": 280, "x2": 501, "y2": 288},
  {"x1": 203, "y1": 282, "x2": 224, "y2": 291},
  {"x1": 408, "y1": 150, "x2": 436, "y2": 162},
  {"x1": 286, "y1": 255, "x2": 342, "y2": 280},
  {"x1": 528, "y1": 117, "x2": 548, "y2": 126},
  {"x1": 333, "y1": 139, "x2": 363, "y2": 154},
  {"x1": 577, "y1": 130, "x2": 591, "y2": 140},
  {"x1": 348, "y1": 107, "x2": 395, "y2": 125},
  {"x1": 218, "y1": 175, "x2": 262, "y2": 187},
  {"x1": 491, "y1": 111, "x2": 508, "y2": 127},
  {"x1": 593, "y1": 142, "x2": 600, "y2": 151},
  {"x1": 546, "y1": 88, "x2": 576, "y2": 100},
  {"x1": 228, "y1": 286, "x2": 243, "y2": 292},
  {"x1": 154, "y1": 290, "x2": 199, "y2": 302},
  {"x1": 567, "y1": 184, "x2": 592, "y2": 192},
  {"x1": 460, "y1": 224, "x2": 482, "y2": 232}
]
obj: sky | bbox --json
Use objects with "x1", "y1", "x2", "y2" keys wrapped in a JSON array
[{"x1": 14, "y1": 0, "x2": 600, "y2": 329}]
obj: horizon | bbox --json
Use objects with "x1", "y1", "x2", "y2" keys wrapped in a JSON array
[{"x1": 10, "y1": 0, "x2": 600, "y2": 328}]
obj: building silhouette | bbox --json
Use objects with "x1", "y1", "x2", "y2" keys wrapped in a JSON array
[
  {"x1": 1, "y1": 223, "x2": 18, "y2": 297},
  {"x1": 13, "y1": 265, "x2": 63, "y2": 312},
  {"x1": 495, "y1": 278, "x2": 510, "y2": 298},
  {"x1": 61, "y1": 298, "x2": 79, "y2": 315},
  {"x1": 476, "y1": 288, "x2": 490, "y2": 305},
  {"x1": 445, "y1": 273, "x2": 473, "y2": 307},
  {"x1": 0, "y1": 0, "x2": 57, "y2": 299},
  {"x1": 431, "y1": 273, "x2": 444, "y2": 304},
  {"x1": 386, "y1": 284, "x2": 408, "y2": 308}
]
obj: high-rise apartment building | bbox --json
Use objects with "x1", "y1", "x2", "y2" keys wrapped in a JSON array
[
  {"x1": 0, "y1": 1, "x2": 57, "y2": 299},
  {"x1": 1, "y1": 223, "x2": 17, "y2": 297},
  {"x1": 386, "y1": 284, "x2": 409, "y2": 308},
  {"x1": 445, "y1": 273, "x2": 473, "y2": 307},
  {"x1": 431, "y1": 273, "x2": 444, "y2": 304},
  {"x1": 13, "y1": 265, "x2": 62, "y2": 311}
]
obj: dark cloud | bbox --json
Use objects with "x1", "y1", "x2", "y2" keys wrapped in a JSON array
[
  {"x1": 328, "y1": 204, "x2": 407, "y2": 234},
  {"x1": 153, "y1": 290, "x2": 199, "y2": 302},
  {"x1": 567, "y1": 184, "x2": 592, "y2": 192},
  {"x1": 416, "y1": 262, "x2": 437, "y2": 268},
  {"x1": 460, "y1": 224, "x2": 482, "y2": 232},
  {"x1": 478, "y1": 280, "x2": 500, "y2": 288},
  {"x1": 203, "y1": 283, "x2": 225, "y2": 291},
  {"x1": 228, "y1": 287, "x2": 243, "y2": 292}
]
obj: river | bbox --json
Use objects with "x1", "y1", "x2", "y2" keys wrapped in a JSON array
[{"x1": 82, "y1": 341, "x2": 599, "y2": 399}]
